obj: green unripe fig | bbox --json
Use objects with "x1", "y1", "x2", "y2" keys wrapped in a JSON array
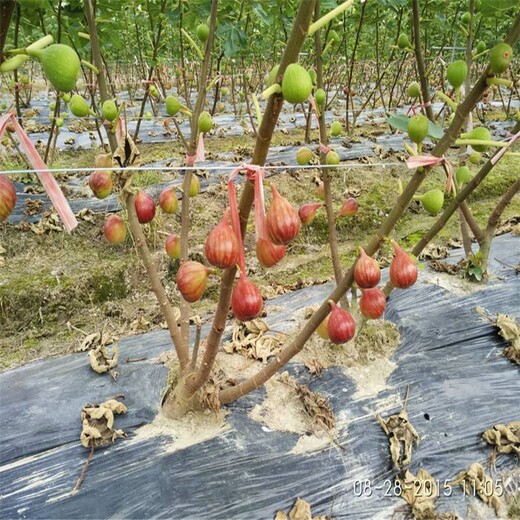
[
  {"x1": 315, "y1": 88, "x2": 326, "y2": 105},
  {"x1": 462, "y1": 127, "x2": 491, "y2": 151},
  {"x1": 61, "y1": 113, "x2": 68, "y2": 119},
  {"x1": 69, "y1": 94, "x2": 91, "y2": 117},
  {"x1": 328, "y1": 30, "x2": 340, "y2": 44},
  {"x1": 145, "y1": 111, "x2": 152, "y2": 121},
  {"x1": 1, "y1": 103, "x2": 6, "y2": 110},
  {"x1": 455, "y1": 166, "x2": 473, "y2": 186},
  {"x1": 28, "y1": 44, "x2": 80, "y2": 92},
  {"x1": 20, "y1": 75, "x2": 30, "y2": 85},
  {"x1": 49, "y1": 102, "x2": 56, "y2": 111},
  {"x1": 407, "y1": 82, "x2": 421, "y2": 98},
  {"x1": 149, "y1": 85, "x2": 159, "y2": 99},
  {"x1": 62, "y1": 93, "x2": 71, "y2": 103},
  {"x1": 281, "y1": 64, "x2": 313, "y2": 104},
  {"x1": 308, "y1": 69, "x2": 317, "y2": 85},
  {"x1": 461, "y1": 12, "x2": 471, "y2": 24},
  {"x1": 198, "y1": 110, "x2": 213, "y2": 133},
  {"x1": 268, "y1": 65, "x2": 279, "y2": 86},
  {"x1": 165, "y1": 95, "x2": 181, "y2": 116},
  {"x1": 397, "y1": 34, "x2": 410, "y2": 50},
  {"x1": 221, "y1": 87, "x2": 228, "y2": 96},
  {"x1": 330, "y1": 121, "x2": 342, "y2": 137},
  {"x1": 189, "y1": 175, "x2": 201, "y2": 197},
  {"x1": 447, "y1": 60, "x2": 468, "y2": 89},
  {"x1": 17, "y1": 0, "x2": 45, "y2": 8},
  {"x1": 196, "y1": 24, "x2": 209, "y2": 43},
  {"x1": 475, "y1": 41, "x2": 486, "y2": 54},
  {"x1": 102, "y1": 100, "x2": 118, "y2": 121},
  {"x1": 325, "y1": 150, "x2": 340, "y2": 165},
  {"x1": 416, "y1": 189, "x2": 444, "y2": 215},
  {"x1": 218, "y1": 101, "x2": 225, "y2": 113},
  {"x1": 296, "y1": 147, "x2": 314, "y2": 166},
  {"x1": 55, "y1": 118, "x2": 63, "y2": 128},
  {"x1": 469, "y1": 151, "x2": 481, "y2": 164},
  {"x1": 407, "y1": 114, "x2": 429, "y2": 144},
  {"x1": 489, "y1": 42, "x2": 513, "y2": 74}
]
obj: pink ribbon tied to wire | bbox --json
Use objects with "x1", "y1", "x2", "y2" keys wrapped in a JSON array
[
  {"x1": 0, "y1": 113, "x2": 78, "y2": 232},
  {"x1": 406, "y1": 153, "x2": 454, "y2": 193}
]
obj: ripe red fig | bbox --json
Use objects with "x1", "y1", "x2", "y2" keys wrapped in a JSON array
[
  {"x1": 205, "y1": 209, "x2": 239, "y2": 269},
  {"x1": 231, "y1": 273, "x2": 263, "y2": 322},
  {"x1": 256, "y1": 238, "x2": 286, "y2": 268},
  {"x1": 359, "y1": 287, "x2": 386, "y2": 320},
  {"x1": 103, "y1": 215, "x2": 127, "y2": 244},
  {"x1": 89, "y1": 170, "x2": 113, "y2": 199},
  {"x1": 389, "y1": 240, "x2": 418, "y2": 289},
  {"x1": 266, "y1": 184, "x2": 300, "y2": 245},
  {"x1": 159, "y1": 187, "x2": 179, "y2": 214},
  {"x1": 176, "y1": 261, "x2": 211, "y2": 303},
  {"x1": 298, "y1": 202, "x2": 322, "y2": 226},
  {"x1": 165, "y1": 234, "x2": 181, "y2": 259},
  {"x1": 338, "y1": 197, "x2": 358, "y2": 217},
  {"x1": 134, "y1": 190, "x2": 156, "y2": 224},
  {"x1": 327, "y1": 301, "x2": 356, "y2": 344},
  {"x1": 354, "y1": 247, "x2": 381, "y2": 288},
  {"x1": 0, "y1": 176, "x2": 16, "y2": 222}
]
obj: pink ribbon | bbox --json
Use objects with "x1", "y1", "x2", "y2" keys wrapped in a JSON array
[
  {"x1": 185, "y1": 133, "x2": 205, "y2": 166},
  {"x1": 406, "y1": 101, "x2": 432, "y2": 116},
  {"x1": 227, "y1": 165, "x2": 248, "y2": 272},
  {"x1": 406, "y1": 153, "x2": 454, "y2": 193},
  {"x1": 0, "y1": 113, "x2": 78, "y2": 232},
  {"x1": 491, "y1": 131, "x2": 520, "y2": 166},
  {"x1": 307, "y1": 95, "x2": 331, "y2": 155}
]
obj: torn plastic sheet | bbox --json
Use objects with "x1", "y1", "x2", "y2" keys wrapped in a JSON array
[{"x1": 0, "y1": 233, "x2": 518, "y2": 519}]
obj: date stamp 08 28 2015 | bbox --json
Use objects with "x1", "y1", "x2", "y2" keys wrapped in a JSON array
[{"x1": 352, "y1": 478, "x2": 513, "y2": 498}]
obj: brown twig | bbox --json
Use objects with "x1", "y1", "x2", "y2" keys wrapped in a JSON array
[{"x1": 72, "y1": 444, "x2": 95, "y2": 495}]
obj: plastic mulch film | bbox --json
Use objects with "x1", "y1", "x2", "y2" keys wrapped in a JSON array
[{"x1": 0, "y1": 233, "x2": 518, "y2": 519}]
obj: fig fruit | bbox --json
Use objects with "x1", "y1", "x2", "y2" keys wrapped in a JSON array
[
  {"x1": 338, "y1": 197, "x2": 358, "y2": 217},
  {"x1": 165, "y1": 95, "x2": 181, "y2": 116},
  {"x1": 205, "y1": 209, "x2": 239, "y2": 269},
  {"x1": 461, "y1": 127, "x2": 491, "y2": 152},
  {"x1": 281, "y1": 63, "x2": 313, "y2": 104},
  {"x1": 330, "y1": 121, "x2": 342, "y2": 137},
  {"x1": 296, "y1": 146, "x2": 314, "y2": 165},
  {"x1": 89, "y1": 170, "x2": 112, "y2": 199},
  {"x1": 325, "y1": 150, "x2": 340, "y2": 165},
  {"x1": 231, "y1": 274, "x2": 263, "y2": 322},
  {"x1": 268, "y1": 65, "x2": 280, "y2": 87},
  {"x1": 359, "y1": 287, "x2": 386, "y2": 320},
  {"x1": 447, "y1": 60, "x2": 468, "y2": 89},
  {"x1": 196, "y1": 23, "x2": 210, "y2": 43},
  {"x1": 415, "y1": 188, "x2": 444, "y2": 215},
  {"x1": 407, "y1": 82, "x2": 421, "y2": 98},
  {"x1": 390, "y1": 240, "x2": 418, "y2": 289},
  {"x1": 407, "y1": 114, "x2": 429, "y2": 144},
  {"x1": 104, "y1": 215, "x2": 127, "y2": 244},
  {"x1": 475, "y1": 41, "x2": 486, "y2": 54},
  {"x1": 28, "y1": 44, "x2": 80, "y2": 92},
  {"x1": 102, "y1": 100, "x2": 118, "y2": 121},
  {"x1": 165, "y1": 234, "x2": 181, "y2": 259},
  {"x1": 266, "y1": 184, "x2": 300, "y2": 245},
  {"x1": 315, "y1": 88, "x2": 326, "y2": 106},
  {"x1": 198, "y1": 111, "x2": 213, "y2": 133},
  {"x1": 455, "y1": 166, "x2": 473, "y2": 186},
  {"x1": 397, "y1": 34, "x2": 411, "y2": 50},
  {"x1": 189, "y1": 175, "x2": 201, "y2": 197},
  {"x1": 298, "y1": 203, "x2": 322, "y2": 226},
  {"x1": 256, "y1": 237, "x2": 286, "y2": 268},
  {"x1": 176, "y1": 261, "x2": 211, "y2": 303},
  {"x1": 489, "y1": 42, "x2": 513, "y2": 74},
  {"x1": 70, "y1": 94, "x2": 91, "y2": 117},
  {"x1": 134, "y1": 190, "x2": 156, "y2": 224},
  {"x1": 0, "y1": 176, "x2": 16, "y2": 221},
  {"x1": 327, "y1": 302, "x2": 356, "y2": 344},
  {"x1": 354, "y1": 247, "x2": 381, "y2": 288},
  {"x1": 159, "y1": 187, "x2": 179, "y2": 213}
]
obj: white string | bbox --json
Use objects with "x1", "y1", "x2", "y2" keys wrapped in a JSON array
[{"x1": 0, "y1": 161, "x2": 401, "y2": 177}]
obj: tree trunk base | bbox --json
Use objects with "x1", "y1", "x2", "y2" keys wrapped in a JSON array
[{"x1": 161, "y1": 375, "x2": 203, "y2": 419}]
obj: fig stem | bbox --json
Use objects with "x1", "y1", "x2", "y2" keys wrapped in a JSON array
[
  {"x1": 455, "y1": 139, "x2": 509, "y2": 148},
  {"x1": 309, "y1": 0, "x2": 355, "y2": 36},
  {"x1": 260, "y1": 83, "x2": 282, "y2": 100},
  {"x1": 435, "y1": 90, "x2": 458, "y2": 111},
  {"x1": 181, "y1": 28, "x2": 204, "y2": 60}
]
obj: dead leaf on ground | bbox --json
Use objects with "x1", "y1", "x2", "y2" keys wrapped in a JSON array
[
  {"x1": 223, "y1": 319, "x2": 282, "y2": 362},
  {"x1": 399, "y1": 468, "x2": 438, "y2": 516},
  {"x1": 275, "y1": 497, "x2": 330, "y2": 520},
  {"x1": 89, "y1": 342, "x2": 119, "y2": 374},
  {"x1": 494, "y1": 314, "x2": 520, "y2": 365},
  {"x1": 482, "y1": 421, "x2": 520, "y2": 460},
  {"x1": 80, "y1": 398, "x2": 127, "y2": 449},
  {"x1": 452, "y1": 462, "x2": 503, "y2": 516},
  {"x1": 419, "y1": 244, "x2": 448, "y2": 261},
  {"x1": 376, "y1": 386, "x2": 420, "y2": 469},
  {"x1": 428, "y1": 260, "x2": 460, "y2": 275}
]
